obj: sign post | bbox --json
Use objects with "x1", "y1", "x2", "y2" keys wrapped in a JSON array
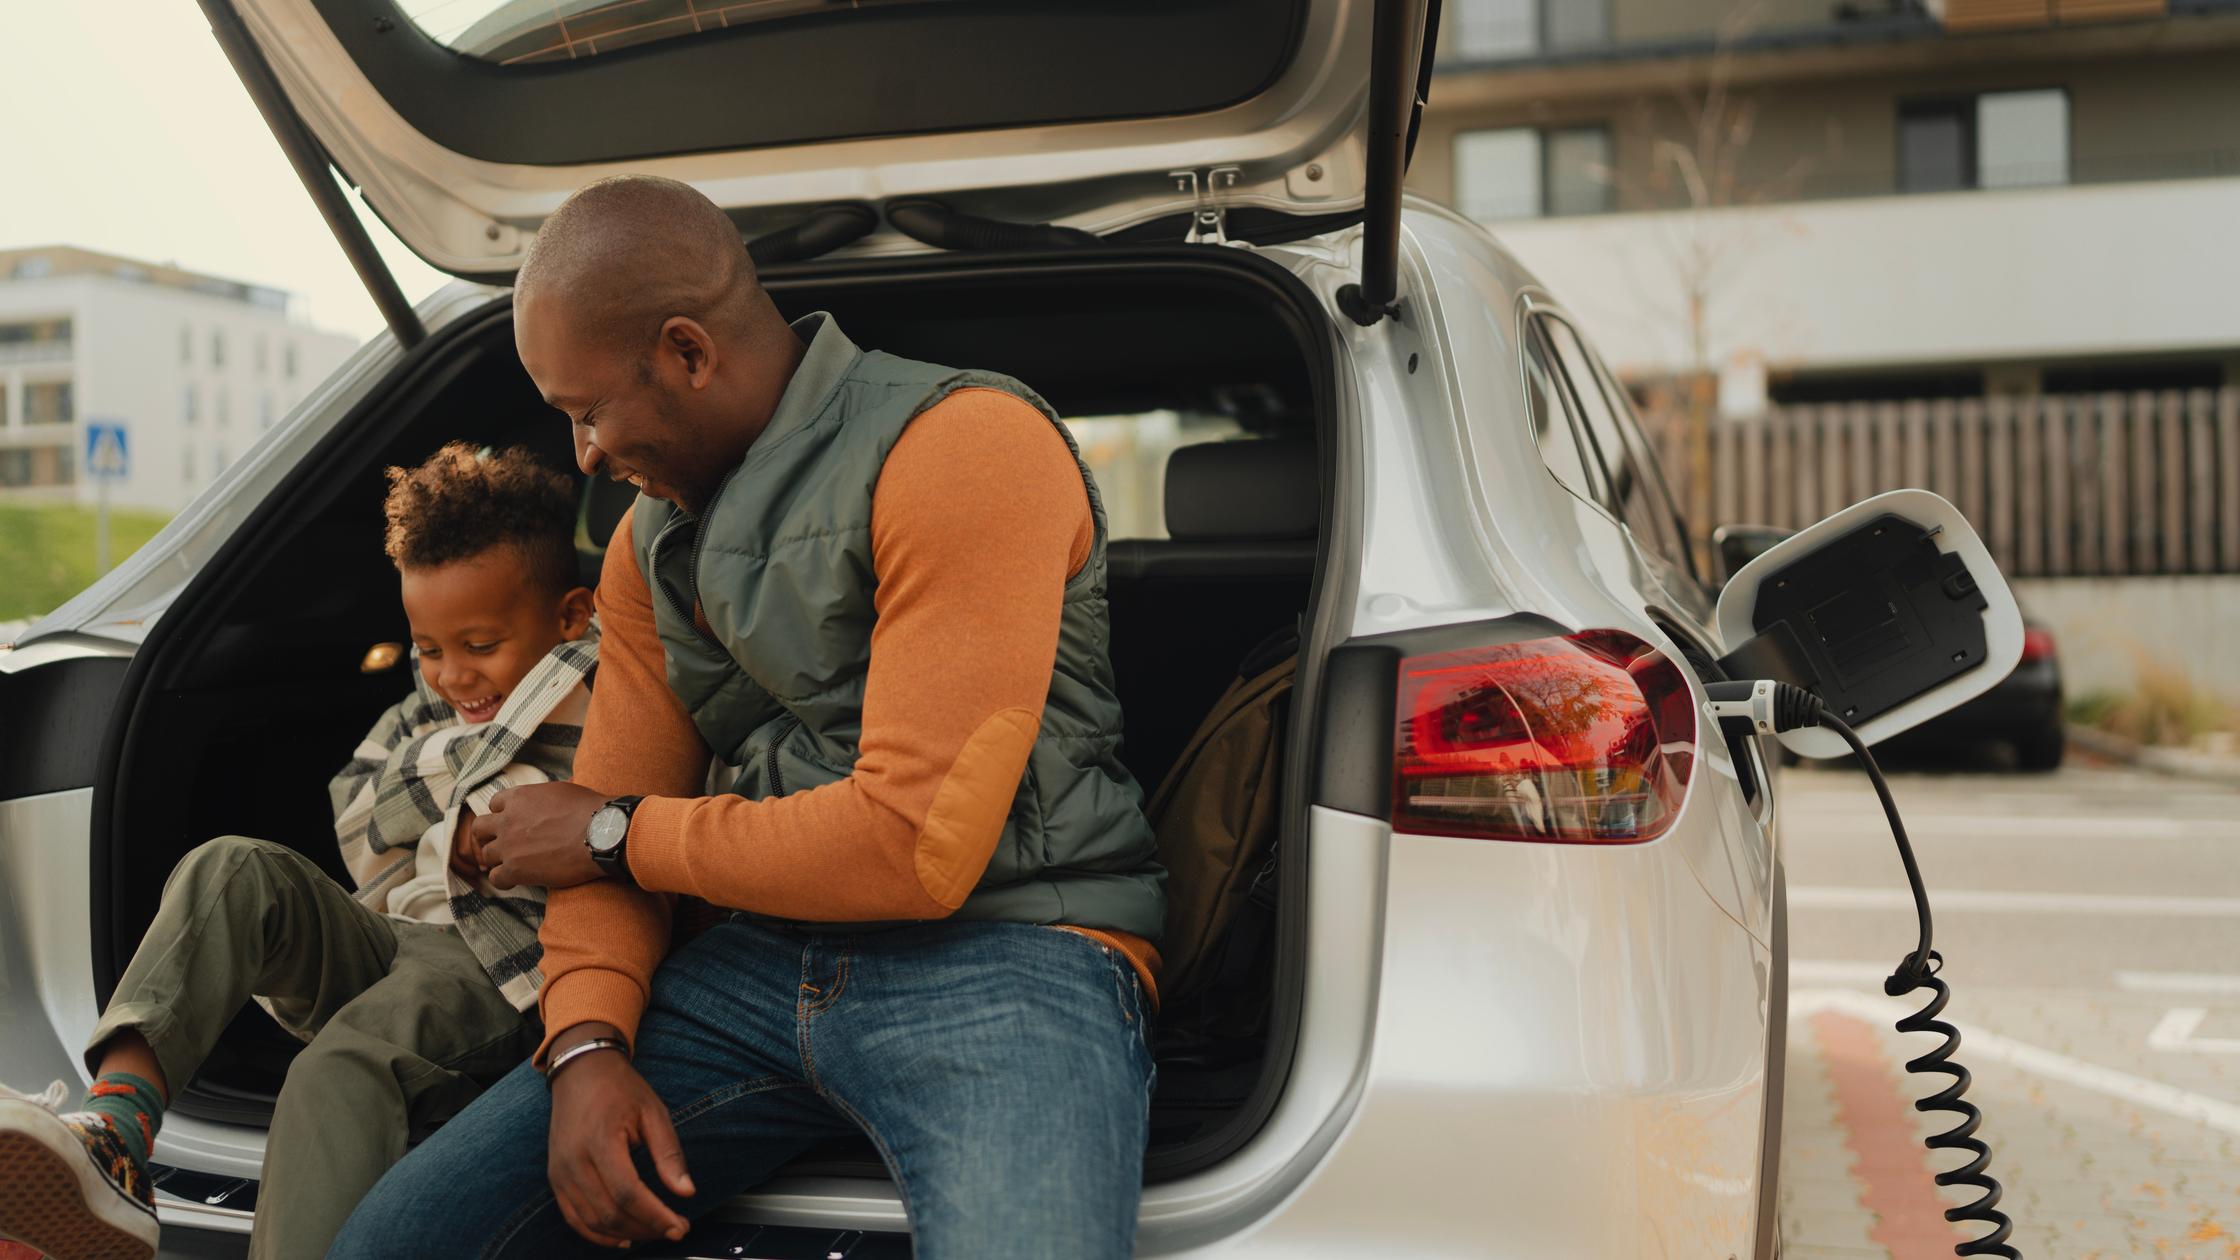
[{"x1": 85, "y1": 421, "x2": 130, "y2": 576}]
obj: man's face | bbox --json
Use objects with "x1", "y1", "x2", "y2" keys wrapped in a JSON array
[{"x1": 517, "y1": 293, "x2": 702, "y2": 509}]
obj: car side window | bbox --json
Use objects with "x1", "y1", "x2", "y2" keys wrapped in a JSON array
[
  {"x1": 1585, "y1": 349, "x2": 1699, "y2": 582},
  {"x1": 1521, "y1": 317, "x2": 1606, "y2": 506},
  {"x1": 1540, "y1": 316, "x2": 1692, "y2": 573}
]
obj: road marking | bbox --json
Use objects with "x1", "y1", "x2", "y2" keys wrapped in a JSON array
[
  {"x1": 1808, "y1": 1008, "x2": 1964, "y2": 1256},
  {"x1": 1792, "y1": 886, "x2": 2240, "y2": 917},
  {"x1": 2146, "y1": 1007, "x2": 2240, "y2": 1054},
  {"x1": 1799, "y1": 963, "x2": 2240, "y2": 994},
  {"x1": 2117, "y1": 971, "x2": 2240, "y2": 995},
  {"x1": 1790, "y1": 959, "x2": 1896, "y2": 986},
  {"x1": 1902, "y1": 814, "x2": 2191, "y2": 838},
  {"x1": 1793, "y1": 988, "x2": 2240, "y2": 1135}
]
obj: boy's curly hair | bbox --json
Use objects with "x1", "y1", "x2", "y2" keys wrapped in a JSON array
[{"x1": 382, "y1": 442, "x2": 577, "y2": 593}]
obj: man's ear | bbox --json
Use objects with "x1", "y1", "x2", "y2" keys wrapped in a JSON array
[
  {"x1": 557, "y1": 586, "x2": 596, "y2": 640},
  {"x1": 658, "y1": 316, "x2": 718, "y2": 389}
]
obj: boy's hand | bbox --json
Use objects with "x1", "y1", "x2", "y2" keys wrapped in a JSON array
[
  {"x1": 546, "y1": 1028, "x2": 694, "y2": 1247},
  {"x1": 476, "y1": 782, "x2": 608, "y2": 890},
  {"x1": 449, "y1": 806, "x2": 486, "y2": 880}
]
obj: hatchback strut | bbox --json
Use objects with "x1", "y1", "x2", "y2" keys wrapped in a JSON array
[
  {"x1": 198, "y1": 0, "x2": 427, "y2": 348},
  {"x1": 1338, "y1": 0, "x2": 1439, "y2": 328}
]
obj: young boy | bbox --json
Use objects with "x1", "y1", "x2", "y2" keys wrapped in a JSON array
[{"x1": 0, "y1": 443, "x2": 596, "y2": 1260}]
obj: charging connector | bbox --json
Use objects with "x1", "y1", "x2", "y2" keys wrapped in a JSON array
[{"x1": 1704, "y1": 679, "x2": 1825, "y2": 736}]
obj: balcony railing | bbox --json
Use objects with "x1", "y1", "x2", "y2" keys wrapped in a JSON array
[{"x1": 0, "y1": 341, "x2": 72, "y2": 367}]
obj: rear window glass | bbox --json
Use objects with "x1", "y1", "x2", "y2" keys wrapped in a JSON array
[
  {"x1": 1066, "y1": 411, "x2": 1246, "y2": 540},
  {"x1": 404, "y1": 0, "x2": 922, "y2": 66}
]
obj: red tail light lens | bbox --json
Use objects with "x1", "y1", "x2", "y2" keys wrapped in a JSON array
[
  {"x1": 1394, "y1": 630, "x2": 1697, "y2": 844},
  {"x1": 2020, "y1": 627, "x2": 2056, "y2": 663}
]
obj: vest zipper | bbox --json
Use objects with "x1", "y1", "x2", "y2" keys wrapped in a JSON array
[
  {"x1": 682, "y1": 467, "x2": 743, "y2": 648},
  {"x1": 650, "y1": 474, "x2": 738, "y2": 653},
  {"x1": 766, "y1": 714, "x2": 801, "y2": 797}
]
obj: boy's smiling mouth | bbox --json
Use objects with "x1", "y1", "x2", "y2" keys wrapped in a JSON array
[{"x1": 452, "y1": 692, "x2": 504, "y2": 723}]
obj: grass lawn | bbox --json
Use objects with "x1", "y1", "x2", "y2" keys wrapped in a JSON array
[{"x1": 0, "y1": 502, "x2": 174, "y2": 622}]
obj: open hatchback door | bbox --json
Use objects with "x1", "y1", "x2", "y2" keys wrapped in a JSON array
[{"x1": 210, "y1": 0, "x2": 1436, "y2": 300}]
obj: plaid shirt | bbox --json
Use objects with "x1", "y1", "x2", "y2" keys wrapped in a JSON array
[{"x1": 328, "y1": 630, "x2": 598, "y2": 1013}]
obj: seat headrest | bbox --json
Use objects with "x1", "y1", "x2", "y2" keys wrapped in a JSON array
[
  {"x1": 575, "y1": 475, "x2": 639, "y2": 586},
  {"x1": 1163, "y1": 437, "x2": 1319, "y2": 542}
]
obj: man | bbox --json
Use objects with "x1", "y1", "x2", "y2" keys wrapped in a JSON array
[{"x1": 330, "y1": 175, "x2": 1166, "y2": 1260}]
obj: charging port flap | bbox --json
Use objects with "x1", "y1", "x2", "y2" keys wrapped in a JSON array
[{"x1": 1714, "y1": 489, "x2": 2024, "y2": 760}]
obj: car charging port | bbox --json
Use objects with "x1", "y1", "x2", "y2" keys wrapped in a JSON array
[{"x1": 1706, "y1": 680, "x2": 2021, "y2": 1259}]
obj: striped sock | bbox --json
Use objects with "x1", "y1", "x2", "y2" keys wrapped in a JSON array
[{"x1": 80, "y1": 1072, "x2": 163, "y2": 1167}]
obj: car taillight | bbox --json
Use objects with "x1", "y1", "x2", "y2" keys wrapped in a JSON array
[
  {"x1": 1393, "y1": 630, "x2": 1696, "y2": 844},
  {"x1": 2020, "y1": 627, "x2": 2055, "y2": 663}
]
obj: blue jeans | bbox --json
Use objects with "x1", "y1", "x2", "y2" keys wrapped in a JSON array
[{"x1": 328, "y1": 918, "x2": 1156, "y2": 1259}]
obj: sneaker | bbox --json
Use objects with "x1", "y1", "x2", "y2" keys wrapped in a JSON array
[{"x1": 0, "y1": 1081, "x2": 158, "y2": 1260}]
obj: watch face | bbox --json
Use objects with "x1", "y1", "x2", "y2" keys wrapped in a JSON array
[{"x1": 587, "y1": 806, "x2": 628, "y2": 853}]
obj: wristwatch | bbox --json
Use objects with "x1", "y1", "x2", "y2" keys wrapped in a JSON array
[{"x1": 584, "y1": 795, "x2": 643, "y2": 885}]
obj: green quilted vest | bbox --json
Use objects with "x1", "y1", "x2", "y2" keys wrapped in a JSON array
[{"x1": 631, "y1": 313, "x2": 1165, "y2": 941}]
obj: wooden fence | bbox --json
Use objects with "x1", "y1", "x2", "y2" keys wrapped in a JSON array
[{"x1": 1651, "y1": 388, "x2": 2240, "y2": 578}]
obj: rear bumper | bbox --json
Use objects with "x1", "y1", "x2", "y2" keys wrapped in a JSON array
[{"x1": 1183, "y1": 819, "x2": 1769, "y2": 1257}]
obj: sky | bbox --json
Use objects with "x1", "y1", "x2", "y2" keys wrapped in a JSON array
[{"x1": 0, "y1": 5, "x2": 450, "y2": 345}]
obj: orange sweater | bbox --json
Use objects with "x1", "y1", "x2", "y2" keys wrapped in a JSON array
[{"x1": 539, "y1": 388, "x2": 1158, "y2": 1061}]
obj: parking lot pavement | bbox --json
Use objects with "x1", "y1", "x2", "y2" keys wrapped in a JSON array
[{"x1": 1777, "y1": 759, "x2": 2240, "y2": 1259}]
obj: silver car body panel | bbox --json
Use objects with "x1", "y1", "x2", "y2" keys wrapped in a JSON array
[{"x1": 0, "y1": 207, "x2": 1775, "y2": 1254}]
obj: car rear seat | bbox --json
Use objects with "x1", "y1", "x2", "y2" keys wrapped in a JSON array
[{"x1": 1105, "y1": 435, "x2": 1318, "y2": 790}]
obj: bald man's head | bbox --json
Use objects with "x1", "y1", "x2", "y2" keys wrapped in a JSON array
[
  {"x1": 514, "y1": 176, "x2": 805, "y2": 515},
  {"x1": 517, "y1": 175, "x2": 765, "y2": 357}
]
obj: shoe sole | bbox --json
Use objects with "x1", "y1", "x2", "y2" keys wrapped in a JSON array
[{"x1": 0, "y1": 1099, "x2": 158, "y2": 1260}]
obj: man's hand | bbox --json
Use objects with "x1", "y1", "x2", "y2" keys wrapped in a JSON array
[
  {"x1": 546, "y1": 1025, "x2": 695, "y2": 1247},
  {"x1": 476, "y1": 781, "x2": 609, "y2": 890}
]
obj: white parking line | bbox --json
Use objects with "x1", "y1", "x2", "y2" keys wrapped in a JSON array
[
  {"x1": 2116, "y1": 971, "x2": 2240, "y2": 995},
  {"x1": 1788, "y1": 959, "x2": 1895, "y2": 985},
  {"x1": 1798, "y1": 962, "x2": 2240, "y2": 994},
  {"x1": 1793, "y1": 988, "x2": 2240, "y2": 1135},
  {"x1": 2146, "y1": 1008, "x2": 2240, "y2": 1054},
  {"x1": 1791, "y1": 887, "x2": 2240, "y2": 917}
]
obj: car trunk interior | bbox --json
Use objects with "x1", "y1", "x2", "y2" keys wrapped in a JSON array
[{"x1": 94, "y1": 245, "x2": 1334, "y2": 1188}]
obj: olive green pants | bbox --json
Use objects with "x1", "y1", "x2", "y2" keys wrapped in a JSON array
[{"x1": 87, "y1": 835, "x2": 540, "y2": 1260}]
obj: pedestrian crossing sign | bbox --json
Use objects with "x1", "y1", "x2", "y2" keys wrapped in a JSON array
[{"x1": 86, "y1": 421, "x2": 129, "y2": 481}]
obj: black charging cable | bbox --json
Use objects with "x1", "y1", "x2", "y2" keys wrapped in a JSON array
[{"x1": 1706, "y1": 680, "x2": 2020, "y2": 1259}]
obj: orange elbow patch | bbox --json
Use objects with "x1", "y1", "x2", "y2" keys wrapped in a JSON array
[{"x1": 915, "y1": 707, "x2": 1041, "y2": 909}]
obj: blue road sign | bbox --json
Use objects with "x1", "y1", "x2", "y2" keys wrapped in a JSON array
[{"x1": 86, "y1": 421, "x2": 129, "y2": 481}]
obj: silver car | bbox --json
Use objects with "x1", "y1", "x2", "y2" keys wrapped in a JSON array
[{"x1": 1, "y1": 1, "x2": 1812, "y2": 1255}]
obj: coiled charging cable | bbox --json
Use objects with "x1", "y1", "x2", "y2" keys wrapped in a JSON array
[{"x1": 1707, "y1": 680, "x2": 2020, "y2": 1259}]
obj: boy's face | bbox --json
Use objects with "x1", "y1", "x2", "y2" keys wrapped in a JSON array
[{"x1": 399, "y1": 546, "x2": 592, "y2": 724}]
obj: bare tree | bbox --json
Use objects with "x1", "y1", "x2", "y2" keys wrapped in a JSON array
[{"x1": 1608, "y1": 1, "x2": 1822, "y2": 560}]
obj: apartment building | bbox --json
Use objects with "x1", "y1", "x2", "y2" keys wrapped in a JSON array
[
  {"x1": 1411, "y1": 0, "x2": 2240, "y2": 415},
  {"x1": 0, "y1": 246, "x2": 356, "y2": 512}
]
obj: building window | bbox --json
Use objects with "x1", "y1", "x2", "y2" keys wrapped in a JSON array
[
  {"x1": 0, "y1": 449, "x2": 30, "y2": 487},
  {"x1": 181, "y1": 324, "x2": 192, "y2": 364},
  {"x1": 283, "y1": 342, "x2": 298, "y2": 380},
  {"x1": 0, "y1": 318, "x2": 71, "y2": 347},
  {"x1": 23, "y1": 381, "x2": 72, "y2": 426},
  {"x1": 1439, "y1": 0, "x2": 1606, "y2": 62},
  {"x1": 211, "y1": 329, "x2": 226, "y2": 368},
  {"x1": 183, "y1": 386, "x2": 199, "y2": 426},
  {"x1": 1900, "y1": 89, "x2": 2068, "y2": 194},
  {"x1": 255, "y1": 336, "x2": 268, "y2": 374},
  {"x1": 1454, "y1": 124, "x2": 1613, "y2": 222}
]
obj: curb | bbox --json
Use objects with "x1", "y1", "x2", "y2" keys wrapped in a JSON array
[{"x1": 2065, "y1": 723, "x2": 2240, "y2": 787}]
